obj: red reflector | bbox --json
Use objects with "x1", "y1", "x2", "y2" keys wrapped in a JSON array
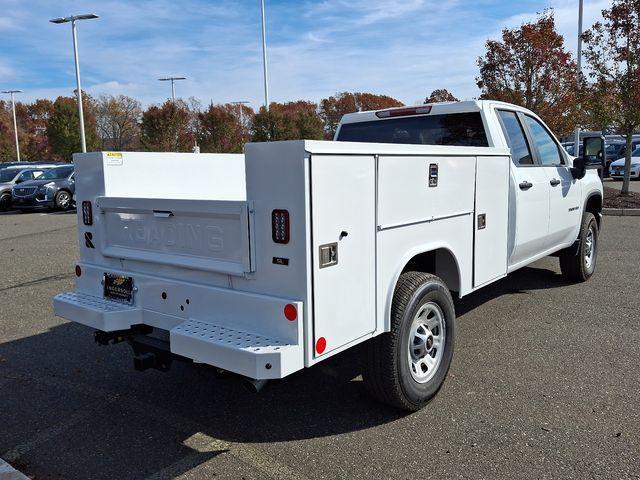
[
  {"x1": 75, "y1": 265, "x2": 82, "y2": 277},
  {"x1": 315, "y1": 337, "x2": 327, "y2": 354},
  {"x1": 272, "y1": 209, "x2": 290, "y2": 244},
  {"x1": 82, "y1": 201, "x2": 93, "y2": 226},
  {"x1": 284, "y1": 304, "x2": 297, "y2": 321},
  {"x1": 375, "y1": 105, "x2": 432, "y2": 118}
]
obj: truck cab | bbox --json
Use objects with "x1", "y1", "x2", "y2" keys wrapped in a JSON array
[{"x1": 336, "y1": 100, "x2": 603, "y2": 272}]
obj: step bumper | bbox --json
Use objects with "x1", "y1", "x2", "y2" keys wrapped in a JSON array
[
  {"x1": 54, "y1": 291, "x2": 142, "y2": 331},
  {"x1": 53, "y1": 291, "x2": 304, "y2": 380},
  {"x1": 170, "y1": 319, "x2": 302, "y2": 379}
]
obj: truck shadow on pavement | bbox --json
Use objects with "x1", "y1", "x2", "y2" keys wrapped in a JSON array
[{"x1": 0, "y1": 263, "x2": 569, "y2": 479}]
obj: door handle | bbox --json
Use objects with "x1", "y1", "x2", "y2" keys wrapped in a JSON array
[
  {"x1": 549, "y1": 178, "x2": 561, "y2": 186},
  {"x1": 519, "y1": 181, "x2": 533, "y2": 190}
]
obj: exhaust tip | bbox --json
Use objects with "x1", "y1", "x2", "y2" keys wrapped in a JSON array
[{"x1": 242, "y1": 378, "x2": 268, "y2": 393}]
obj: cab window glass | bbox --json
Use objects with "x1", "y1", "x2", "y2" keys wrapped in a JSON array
[
  {"x1": 523, "y1": 115, "x2": 564, "y2": 166},
  {"x1": 497, "y1": 110, "x2": 533, "y2": 166}
]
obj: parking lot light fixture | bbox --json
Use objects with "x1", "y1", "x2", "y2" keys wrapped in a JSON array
[
  {"x1": 158, "y1": 77, "x2": 187, "y2": 102},
  {"x1": 49, "y1": 14, "x2": 99, "y2": 153},
  {"x1": 1, "y1": 89, "x2": 22, "y2": 162}
]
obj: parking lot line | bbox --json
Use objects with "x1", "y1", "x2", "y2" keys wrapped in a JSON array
[
  {"x1": 0, "y1": 459, "x2": 29, "y2": 480},
  {"x1": 2, "y1": 403, "x2": 99, "y2": 463}
]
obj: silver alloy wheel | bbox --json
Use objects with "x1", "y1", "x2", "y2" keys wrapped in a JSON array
[
  {"x1": 584, "y1": 225, "x2": 595, "y2": 269},
  {"x1": 57, "y1": 191, "x2": 71, "y2": 209},
  {"x1": 408, "y1": 302, "x2": 446, "y2": 384}
]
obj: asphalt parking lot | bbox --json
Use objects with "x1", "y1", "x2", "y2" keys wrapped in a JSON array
[{"x1": 1, "y1": 211, "x2": 639, "y2": 480}]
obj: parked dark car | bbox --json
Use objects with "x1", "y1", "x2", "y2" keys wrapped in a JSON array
[
  {"x1": 11, "y1": 165, "x2": 75, "y2": 211},
  {"x1": 0, "y1": 166, "x2": 54, "y2": 211}
]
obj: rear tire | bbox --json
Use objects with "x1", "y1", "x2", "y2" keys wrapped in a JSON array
[
  {"x1": 0, "y1": 193, "x2": 11, "y2": 211},
  {"x1": 559, "y1": 212, "x2": 598, "y2": 282},
  {"x1": 362, "y1": 272, "x2": 455, "y2": 412}
]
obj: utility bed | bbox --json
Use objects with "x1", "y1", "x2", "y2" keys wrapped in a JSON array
[{"x1": 55, "y1": 141, "x2": 510, "y2": 380}]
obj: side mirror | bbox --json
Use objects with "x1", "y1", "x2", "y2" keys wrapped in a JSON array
[
  {"x1": 571, "y1": 157, "x2": 586, "y2": 180},
  {"x1": 15, "y1": 178, "x2": 23, "y2": 184}
]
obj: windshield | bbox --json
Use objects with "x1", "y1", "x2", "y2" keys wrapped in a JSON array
[
  {"x1": 0, "y1": 169, "x2": 18, "y2": 183},
  {"x1": 336, "y1": 112, "x2": 489, "y2": 147},
  {"x1": 631, "y1": 147, "x2": 640, "y2": 157},
  {"x1": 606, "y1": 144, "x2": 623, "y2": 154},
  {"x1": 39, "y1": 167, "x2": 73, "y2": 180}
]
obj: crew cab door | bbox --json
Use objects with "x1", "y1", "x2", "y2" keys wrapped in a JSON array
[
  {"x1": 520, "y1": 114, "x2": 582, "y2": 249},
  {"x1": 496, "y1": 110, "x2": 550, "y2": 268}
]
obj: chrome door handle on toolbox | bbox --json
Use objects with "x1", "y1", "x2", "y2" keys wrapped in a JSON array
[{"x1": 519, "y1": 181, "x2": 533, "y2": 190}]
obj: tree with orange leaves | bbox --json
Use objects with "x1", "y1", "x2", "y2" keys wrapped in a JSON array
[{"x1": 476, "y1": 10, "x2": 578, "y2": 137}]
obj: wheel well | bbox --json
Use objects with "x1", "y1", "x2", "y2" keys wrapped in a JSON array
[
  {"x1": 401, "y1": 248, "x2": 460, "y2": 294},
  {"x1": 585, "y1": 194, "x2": 602, "y2": 228}
]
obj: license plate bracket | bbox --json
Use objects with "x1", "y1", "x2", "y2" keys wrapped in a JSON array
[{"x1": 103, "y1": 273, "x2": 134, "y2": 304}]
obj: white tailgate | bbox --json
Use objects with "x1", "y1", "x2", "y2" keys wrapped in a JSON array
[
  {"x1": 474, "y1": 156, "x2": 510, "y2": 286},
  {"x1": 311, "y1": 155, "x2": 376, "y2": 356},
  {"x1": 96, "y1": 196, "x2": 254, "y2": 276}
]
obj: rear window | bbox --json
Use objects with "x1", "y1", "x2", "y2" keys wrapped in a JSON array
[{"x1": 336, "y1": 112, "x2": 488, "y2": 147}]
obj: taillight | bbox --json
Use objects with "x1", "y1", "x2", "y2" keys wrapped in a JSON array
[
  {"x1": 375, "y1": 105, "x2": 432, "y2": 118},
  {"x1": 82, "y1": 201, "x2": 93, "y2": 225},
  {"x1": 272, "y1": 209, "x2": 290, "y2": 244}
]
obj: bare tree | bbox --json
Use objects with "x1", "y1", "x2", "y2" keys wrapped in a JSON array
[{"x1": 95, "y1": 95, "x2": 142, "y2": 151}]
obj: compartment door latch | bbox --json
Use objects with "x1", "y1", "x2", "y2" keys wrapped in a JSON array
[{"x1": 319, "y1": 242, "x2": 338, "y2": 268}]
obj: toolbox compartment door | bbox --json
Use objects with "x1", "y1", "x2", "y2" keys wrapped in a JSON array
[
  {"x1": 96, "y1": 196, "x2": 254, "y2": 276},
  {"x1": 311, "y1": 155, "x2": 376, "y2": 356},
  {"x1": 473, "y1": 156, "x2": 510, "y2": 287}
]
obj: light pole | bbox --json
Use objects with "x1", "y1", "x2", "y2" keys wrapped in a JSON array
[
  {"x1": 260, "y1": 0, "x2": 269, "y2": 110},
  {"x1": 573, "y1": 0, "x2": 584, "y2": 153},
  {"x1": 50, "y1": 13, "x2": 99, "y2": 153},
  {"x1": 2, "y1": 89, "x2": 22, "y2": 162},
  {"x1": 158, "y1": 77, "x2": 186, "y2": 102}
]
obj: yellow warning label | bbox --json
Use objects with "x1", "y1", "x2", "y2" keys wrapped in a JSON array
[{"x1": 105, "y1": 152, "x2": 123, "y2": 166}]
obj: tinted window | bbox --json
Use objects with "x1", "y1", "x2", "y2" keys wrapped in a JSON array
[
  {"x1": 40, "y1": 167, "x2": 74, "y2": 180},
  {"x1": 497, "y1": 110, "x2": 533, "y2": 166},
  {"x1": 523, "y1": 115, "x2": 563, "y2": 166},
  {"x1": 18, "y1": 171, "x2": 34, "y2": 181},
  {"x1": 336, "y1": 112, "x2": 488, "y2": 147},
  {"x1": 0, "y1": 170, "x2": 18, "y2": 182}
]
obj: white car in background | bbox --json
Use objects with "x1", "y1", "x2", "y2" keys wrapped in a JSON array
[{"x1": 609, "y1": 146, "x2": 640, "y2": 180}]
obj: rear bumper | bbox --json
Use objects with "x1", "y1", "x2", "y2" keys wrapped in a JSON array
[{"x1": 53, "y1": 287, "x2": 304, "y2": 380}]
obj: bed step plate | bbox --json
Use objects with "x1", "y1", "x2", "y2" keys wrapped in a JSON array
[
  {"x1": 54, "y1": 291, "x2": 142, "y2": 332},
  {"x1": 170, "y1": 319, "x2": 302, "y2": 380}
]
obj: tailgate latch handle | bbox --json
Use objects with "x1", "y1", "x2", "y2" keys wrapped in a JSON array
[{"x1": 153, "y1": 210, "x2": 174, "y2": 218}]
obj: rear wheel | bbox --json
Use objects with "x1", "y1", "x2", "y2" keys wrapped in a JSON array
[
  {"x1": 362, "y1": 272, "x2": 455, "y2": 412},
  {"x1": 559, "y1": 212, "x2": 598, "y2": 282},
  {"x1": 0, "y1": 193, "x2": 11, "y2": 211},
  {"x1": 54, "y1": 190, "x2": 72, "y2": 210}
]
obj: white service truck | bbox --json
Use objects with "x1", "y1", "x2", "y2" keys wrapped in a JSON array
[{"x1": 54, "y1": 101, "x2": 603, "y2": 411}]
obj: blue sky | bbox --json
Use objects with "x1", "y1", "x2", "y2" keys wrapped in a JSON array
[{"x1": 0, "y1": 0, "x2": 609, "y2": 109}]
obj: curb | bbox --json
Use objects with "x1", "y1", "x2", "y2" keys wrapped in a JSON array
[
  {"x1": 603, "y1": 208, "x2": 640, "y2": 216},
  {"x1": 0, "y1": 459, "x2": 29, "y2": 480}
]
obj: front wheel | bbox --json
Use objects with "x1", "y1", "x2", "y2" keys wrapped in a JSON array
[
  {"x1": 0, "y1": 193, "x2": 11, "y2": 211},
  {"x1": 54, "y1": 190, "x2": 72, "y2": 210},
  {"x1": 362, "y1": 272, "x2": 455, "y2": 412},
  {"x1": 559, "y1": 212, "x2": 598, "y2": 282}
]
